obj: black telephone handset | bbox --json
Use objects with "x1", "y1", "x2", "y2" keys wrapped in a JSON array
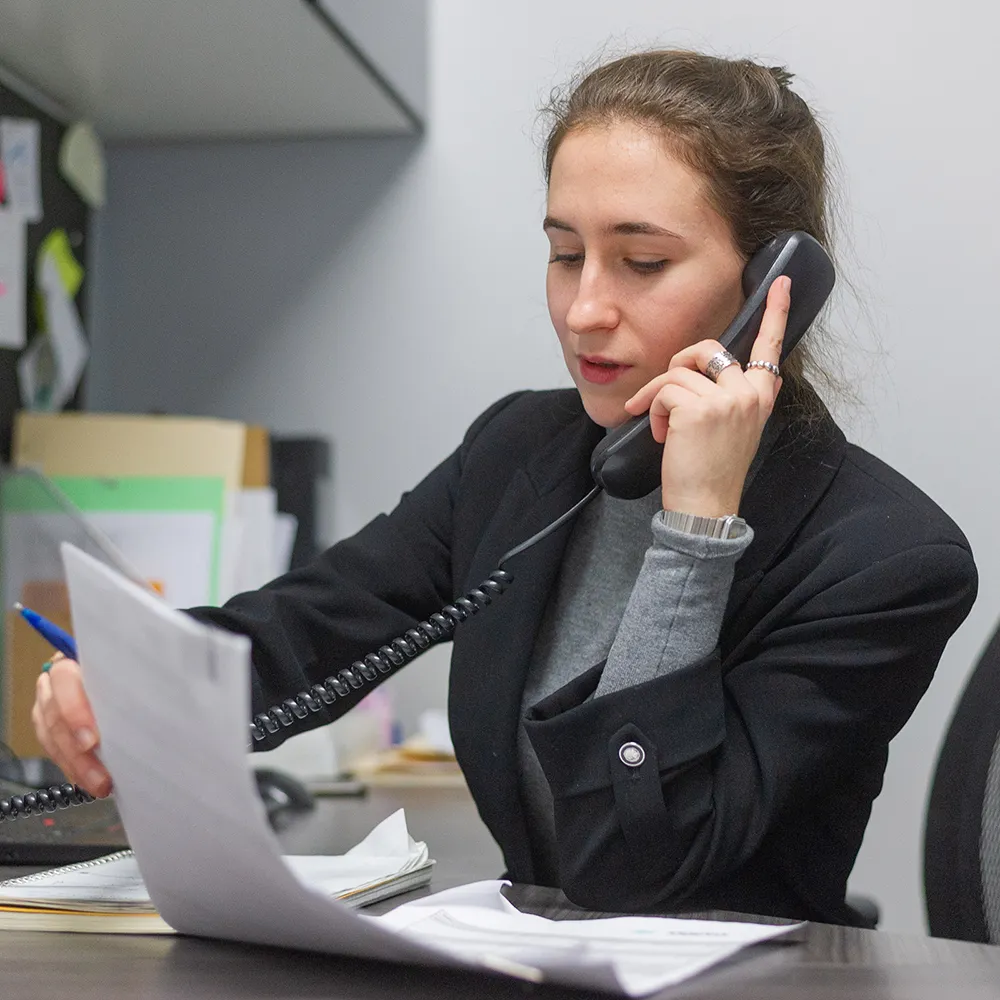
[{"x1": 589, "y1": 231, "x2": 836, "y2": 500}]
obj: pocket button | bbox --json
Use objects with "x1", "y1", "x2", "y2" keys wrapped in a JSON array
[{"x1": 618, "y1": 741, "x2": 645, "y2": 767}]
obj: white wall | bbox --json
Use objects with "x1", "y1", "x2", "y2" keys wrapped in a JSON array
[{"x1": 87, "y1": 1, "x2": 1000, "y2": 934}]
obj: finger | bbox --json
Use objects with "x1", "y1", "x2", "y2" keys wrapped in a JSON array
[
  {"x1": 44, "y1": 660, "x2": 112, "y2": 795},
  {"x1": 34, "y1": 678, "x2": 86, "y2": 787},
  {"x1": 32, "y1": 674, "x2": 61, "y2": 761},
  {"x1": 647, "y1": 384, "x2": 699, "y2": 442},
  {"x1": 744, "y1": 276, "x2": 791, "y2": 398},
  {"x1": 668, "y1": 339, "x2": 721, "y2": 373},
  {"x1": 624, "y1": 372, "x2": 673, "y2": 415},
  {"x1": 668, "y1": 339, "x2": 744, "y2": 386},
  {"x1": 661, "y1": 365, "x2": 750, "y2": 399},
  {"x1": 40, "y1": 694, "x2": 110, "y2": 794},
  {"x1": 625, "y1": 369, "x2": 717, "y2": 416},
  {"x1": 47, "y1": 659, "x2": 100, "y2": 752}
]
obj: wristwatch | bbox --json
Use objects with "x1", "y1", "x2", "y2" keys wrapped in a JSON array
[{"x1": 661, "y1": 509, "x2": 748, "y2": 540}]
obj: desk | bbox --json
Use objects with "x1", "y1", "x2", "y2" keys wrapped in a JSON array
[{"x1": 1, "y1": 787, "x2": 999, "y2": 999}]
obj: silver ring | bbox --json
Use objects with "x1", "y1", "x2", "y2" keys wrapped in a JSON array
[
  {"x1": 746, "y1": 360, "x2": 780, "y2": 377},
  {"x1": 705, "y1": 350, "x2": 739, "y2": 382}
]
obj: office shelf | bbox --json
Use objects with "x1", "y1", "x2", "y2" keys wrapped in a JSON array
[{"x1": 0, "y1": 0, "x2": 423, "y2": 140}]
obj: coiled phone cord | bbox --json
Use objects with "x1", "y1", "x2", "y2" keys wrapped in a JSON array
[
  {"x1": 0, "y1": 485, "x2": 602, "y2": 822},
  {"x1": 0, "y1": 783, "x2": 94, "y2": 822},
  {"x1": 248, "y1": 484, "x2": 601, "y2": 743}
]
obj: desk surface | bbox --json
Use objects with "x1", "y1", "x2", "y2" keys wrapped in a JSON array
[{"x1": 1, "y1": 787, "x2": 998, "y2": 1000}]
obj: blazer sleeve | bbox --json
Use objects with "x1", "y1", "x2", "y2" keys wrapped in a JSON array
[
  {"x1": 186, "y1": 393, "x2": 526, "y2": 751},
  {"x1": 523, "y1": 537, "x2": 977, "y2": 912}
]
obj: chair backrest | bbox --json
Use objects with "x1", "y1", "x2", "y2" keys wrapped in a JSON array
[{"x1": 924, "y1": 622, "x2": 1000, "y2": 942}]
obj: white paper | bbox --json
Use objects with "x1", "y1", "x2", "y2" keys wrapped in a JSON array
[
  {"x1": 1, "y1": 117, "x2": 43, "y2": 222},
  {"x1": 38, "y1": 253, "x2": 88, "y2": 408},
  {"x1": 61, "y1": 544, "x2": 442, "y2": 967},
  {"x1": 273, "y1": 511, "x2": 298, "y2": 575},
  {"x1": 60, "y1": 545, "x2": 799, "y2": 996},
  {"x1": 0, "y1": 209, "x2": 26, "y2": 348},
  {"x1": 378, "y1": 883, "x2": 797, "y2": 995},
  {"x1": 91, "y1": 511, "x2": 217, "y2": 608},
  {"x1": 216, "y1": 491, "x2": 244, "y2": 603},
  {"x1": 0, "y1": 809, "x2": 428, "y2": 913},
  {"x1": 233, "y1": 488, "x2": 279, "y2": 593}
]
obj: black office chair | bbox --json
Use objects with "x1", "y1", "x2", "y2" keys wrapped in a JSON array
[{"x1": 924, "y1": 621, "x2": 1000, "y2": 942}]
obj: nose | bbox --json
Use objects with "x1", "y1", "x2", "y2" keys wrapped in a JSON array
[{"x1": 565, "y1": 261, "x2": 620, "y2": 336}]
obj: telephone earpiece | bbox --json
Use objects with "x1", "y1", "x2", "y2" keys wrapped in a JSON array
[{"x1": 589, "y1": 231, "x2": 835, "y2": 500}]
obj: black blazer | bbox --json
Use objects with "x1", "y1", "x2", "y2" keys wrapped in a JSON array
[{"x1": 191, "y1": 390, "x2": 977, "y2": 926}]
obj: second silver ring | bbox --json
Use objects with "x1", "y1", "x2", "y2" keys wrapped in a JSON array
[{"x1": 746, "y1": 359, "x2": 780, "y2": 377}]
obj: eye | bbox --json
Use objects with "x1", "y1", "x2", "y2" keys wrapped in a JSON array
[
  {"x1": 548, "y1": 252, "x2": 584, "y2": 268},
  {"x1": 626, "y1": 258, "x2": 668, "y2": 274}
]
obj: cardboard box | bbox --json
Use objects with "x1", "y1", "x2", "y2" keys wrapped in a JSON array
[{"x1": 13, "y1": 412, "x2": 269, "y2": 490}]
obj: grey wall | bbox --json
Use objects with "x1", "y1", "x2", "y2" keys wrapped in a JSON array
[{"x1": 87, "y1": 1, "x2": 1000, "y2": 933}]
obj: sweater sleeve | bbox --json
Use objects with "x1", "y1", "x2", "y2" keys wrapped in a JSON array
[
  {"x1": 595, "y1": 513, "x2": 753, "y2": 697},
  {"x1": 524, "y1": 536, "x2": 977, "y2": 914}
]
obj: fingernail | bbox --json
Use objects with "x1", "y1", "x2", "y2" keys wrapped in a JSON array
[
  {"x1": 76, "y1": 728, "x2": 96, "y2": 751},
  {"x1": 87, "y1": 769, "x2": 106, "y2": 789},
  {"x1": 781, "y1": 276, "x2": 792, "y2": 292}
]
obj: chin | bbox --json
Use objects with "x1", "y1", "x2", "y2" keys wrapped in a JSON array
[{"x1": 577, "y1": 391, "x2": 628, "y2": 429}]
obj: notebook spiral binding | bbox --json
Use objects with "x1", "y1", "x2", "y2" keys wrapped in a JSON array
[{"x1": 0, "y1": 848, "x2": 133, "y2": 886}]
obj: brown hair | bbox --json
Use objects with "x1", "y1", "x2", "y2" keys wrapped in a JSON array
[{"x1": 542, "y1": 49, "x2": 842, "y2": 424}]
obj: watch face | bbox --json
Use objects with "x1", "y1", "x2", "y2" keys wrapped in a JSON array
[{"x1": 725, "y1": 518, "x2": 748, "y2": 539}]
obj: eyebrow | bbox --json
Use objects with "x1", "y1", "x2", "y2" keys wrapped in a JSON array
[{"x1": 542, "y1": 216, "x2": 685, "y2": 240}]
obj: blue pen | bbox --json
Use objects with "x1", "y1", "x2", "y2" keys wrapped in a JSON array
[{"x1": 12, "y1": 602, "x2": 78, "y2": 663}]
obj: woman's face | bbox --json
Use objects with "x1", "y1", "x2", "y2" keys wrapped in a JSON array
[{"x1": 545, "y1": 123, "x2": 747, "y2": 428}]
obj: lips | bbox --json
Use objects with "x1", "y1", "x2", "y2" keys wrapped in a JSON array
[{"x1": 578, "y1": 355, "x2": 630, "y2": 385}]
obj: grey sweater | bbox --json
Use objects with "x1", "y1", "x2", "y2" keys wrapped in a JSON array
[{"x1": 516, "y1": 482, "x2": 756, "y2": 883}]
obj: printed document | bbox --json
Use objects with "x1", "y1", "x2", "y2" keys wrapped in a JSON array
[{"x1": 61, "y1": 544, "x2": 797, "y2": 996}]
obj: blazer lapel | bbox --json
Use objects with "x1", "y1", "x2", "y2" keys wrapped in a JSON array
[
  {"x1": 727, "y1": 411, "x2": 847, "y2": 618},
  {"x1": 449, "y1": 406, "x2": 603, "y2": 879}
]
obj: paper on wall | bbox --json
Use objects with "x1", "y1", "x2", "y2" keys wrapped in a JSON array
[
  {"x1": 18, "y1": 237, "x2": 89, "y2": 410},
  {"x1": 0, "y1": 208, "x2": 26, "y2": 348},
  {"x1": 17, "y1": 231, "x2": 86, "y2": 406},
  {"x1": 37, "y1": 251, "x2": 88, "y2": 409},
  {"x1": 16, "y1": 335, "x2": 49, "y2": 406},
  {"x1": 58, "y1": 122, "x2": 106, "y2": 208},
  {"x1": 38, "y1": 228, "x2": 85, "y2": 296},
  {"x1": 0, "y1": 117, "x2": 43, "y2": 222}
]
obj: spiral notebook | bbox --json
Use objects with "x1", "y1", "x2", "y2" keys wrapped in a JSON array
[{"x1": 0, "y1": 809, "x2": 432, "y2": 934}]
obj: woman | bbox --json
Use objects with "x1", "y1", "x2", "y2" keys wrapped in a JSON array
[{"x1": 32, "y1": 50, "x2": 976, "y2": 925}]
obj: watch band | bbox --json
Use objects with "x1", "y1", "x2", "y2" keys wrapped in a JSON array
[{"x1": 661, "y1": 509, "x2": 748, "y2": 540}]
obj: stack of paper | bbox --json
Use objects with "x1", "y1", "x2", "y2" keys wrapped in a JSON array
[
  {"x1": 57, "y1": 544, "x2": 799, "y2": 996},
  {"x1": 0, "y1": 810, "x2": 432, "y2": 934}
]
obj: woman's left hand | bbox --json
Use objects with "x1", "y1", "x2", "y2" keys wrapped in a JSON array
[{"x1": 623, "y1": 275, "x2": 791, "y2": 516}]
